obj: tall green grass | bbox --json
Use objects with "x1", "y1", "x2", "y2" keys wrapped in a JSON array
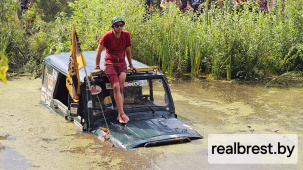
[
  {"x1": 1, "y1": 0, "x2": 303, "y2": 80},
  {"x1": 129, "y1": 0, "x2": 303, "y2": 79}
]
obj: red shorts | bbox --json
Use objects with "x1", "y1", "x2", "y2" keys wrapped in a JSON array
[{"x1": 104, "y1": 64, "x2": 127, "y2": 85}]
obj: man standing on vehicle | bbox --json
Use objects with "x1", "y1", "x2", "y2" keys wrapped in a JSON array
[{"x1": 95, "y1": 16, "x2": 136, "y2": 124}]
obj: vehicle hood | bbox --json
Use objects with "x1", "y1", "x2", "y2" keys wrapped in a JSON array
[{"x1": 92, "y1": 112, "x2": 202, "y2": 149}]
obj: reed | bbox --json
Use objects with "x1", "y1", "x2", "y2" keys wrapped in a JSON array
[{"x1": 1, "y1": 0, "x2": 303, "y2": 80}]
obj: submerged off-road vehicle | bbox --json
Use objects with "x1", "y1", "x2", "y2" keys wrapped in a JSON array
[{"x1": 41, "y1": 51, "x2": 202, "y2": 149}]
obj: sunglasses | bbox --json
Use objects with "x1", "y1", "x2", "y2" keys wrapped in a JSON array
[{"x1": 114, "y1": 24, "x2": 124, "y2": 28}]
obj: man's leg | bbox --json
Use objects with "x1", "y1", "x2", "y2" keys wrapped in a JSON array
[
  {"x1": 112, "y1": 72, "x2": 129, "y2": 123},
  {"x1": 118, "y1": 72, "x2": 126, "y2": 103},
  {"x1": 117, "y1": 72, "x2": 129, "y2": 123},
  {"x1": 106, "y1": 64, "x2": 129, "y2": 123},
  {"x1": 112, "y1": 82, "x2": 126, "y2": 123}
]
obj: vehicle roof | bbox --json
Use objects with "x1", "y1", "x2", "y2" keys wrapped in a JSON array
[{"x1": 43, "y1": 51, "x2": 155, "y2": 82}]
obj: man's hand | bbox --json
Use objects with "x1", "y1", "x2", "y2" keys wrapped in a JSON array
[
  {"x1": 129, "y1": 65, "x2": 137, "y2": 73},
  {"x1": 92, "y1": 66, "x2": 103, "y2": 76}
]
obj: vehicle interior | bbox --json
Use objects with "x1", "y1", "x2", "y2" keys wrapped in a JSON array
[
  {"x1": 42, "y1": 64, "x2": 69, "y2": 107},
  {"x1": 53, "y1": 73, "x2": 69, "y2": 106}
]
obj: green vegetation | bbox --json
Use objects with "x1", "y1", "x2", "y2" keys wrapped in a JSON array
[
  {"x1": 1, "y1": 0, "x2": 303, "y2": 80},
  {"x1": 0, "y1": 52, "x2": 8, "y2": 84}
]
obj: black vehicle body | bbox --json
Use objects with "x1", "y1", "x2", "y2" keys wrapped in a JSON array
[{"x1": 41, "y1": 51, "x2": 202, "y2": 149}]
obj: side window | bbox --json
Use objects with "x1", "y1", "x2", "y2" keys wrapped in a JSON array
[
  {"x1": 41, "y1": 64, "x2": 69, "y2": 107},
  {"x1": 42, "y1": 65, "x2": 57, "y2": 92},
  {"x1": 41, "y1": 64, "x2": 59, "y2": 106},
  {"x1": 52, "y1": 73, "x2": 68, "y2": 106},
  {"x1": 151, "y1": 79, "x2": 168, "y2": 106}
]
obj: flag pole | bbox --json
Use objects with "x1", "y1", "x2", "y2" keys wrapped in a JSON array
[
  {"x1": 73, "y1": 24, "x2": 111, "y2": 136},
  {"x1": 72, "y1": 24, "x2": 91, "y2": 92},
  {"x1": 83, "y1": 64, "x2": 92, "y2": 91}
]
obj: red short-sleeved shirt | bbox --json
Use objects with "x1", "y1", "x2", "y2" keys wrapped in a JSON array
[{"x1": 99, "y1": 30, "x2": 131, "y2": 65}]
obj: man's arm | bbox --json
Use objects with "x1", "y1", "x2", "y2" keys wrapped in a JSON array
[
  {"x1": 125, "y1": 46, "x2": 137, "y2": 71},
  {"x1": 95, "y1": 44, "x2": 105, "y2": 69},
  {"x1": 125, "y1": 47, "x2": 132, "y2": 67}
]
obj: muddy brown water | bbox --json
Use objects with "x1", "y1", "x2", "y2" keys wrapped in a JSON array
[{"x1": 0, "y1": 76, "x2": 302, "y2": 169}]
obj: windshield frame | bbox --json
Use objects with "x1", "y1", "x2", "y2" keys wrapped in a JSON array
[{"x1": 91, "y1": 74, "x2": 175, "y2": 115}]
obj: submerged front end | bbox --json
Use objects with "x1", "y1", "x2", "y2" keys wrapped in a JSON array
[
  {"x1": 89, "y1": 73, "x2": 202, "y2": 149},
  {"x1": 41, "y1": 51, "x2": 203, "y2": 150},
  {"x1": 92, "y1": 113, "x2": 202, "y2": 149}
]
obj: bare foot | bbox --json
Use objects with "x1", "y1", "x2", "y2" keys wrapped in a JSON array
[
  {"x1": 117, "y1": 114, "x2": 124, "y2": 124},
  {"x1": 117, "y1": 113, "x2": 129, "y2": 124},
  {"x1": 121, "y1": 114, "x2": 129, "y2": 124}
]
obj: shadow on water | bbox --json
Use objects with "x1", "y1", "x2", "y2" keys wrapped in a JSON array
[{"x1": 0, "y1": 135, "x2": 33, "y2": 169}]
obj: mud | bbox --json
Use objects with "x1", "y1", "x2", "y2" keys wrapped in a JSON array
[{"x1": 0, "y1": 76, "x2": 302, "y2": 169}]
